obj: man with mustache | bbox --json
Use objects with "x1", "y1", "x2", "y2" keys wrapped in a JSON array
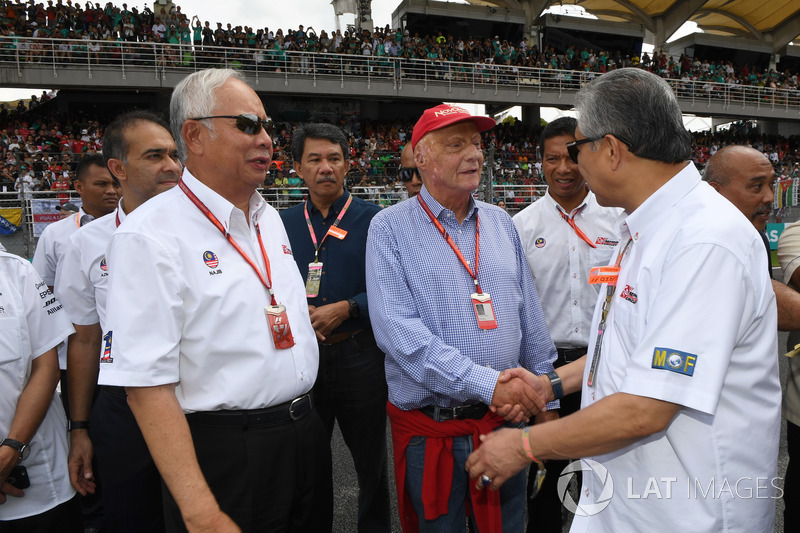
[
  {"x1": 280, "y1": 123, "x2": 391, "y2": 532},
  {"x1": 56, "y1": 110, "x2": 181, "y2": 532},
  {"x1": 101, "y1": 69, "x2": 330, "y2": 532}
]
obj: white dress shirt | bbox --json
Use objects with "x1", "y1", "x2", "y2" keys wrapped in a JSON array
[
  {"x1": 0, "y1": 251, "x2": 75, "y2": 520},
  {"x1": 101, "y1": 170, "x2": 318, "y2": 411},
  {"x1": 571, "y1": 164, "x2": 780, "y2": 533},
  {"x1": 513, "y1": 190, "x2": 621, "y2": 348}
]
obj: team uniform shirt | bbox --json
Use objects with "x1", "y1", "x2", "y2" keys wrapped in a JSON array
[
  {"x1": 101, "y1": 170, "x2": 318, "y2": 412},
  {"x1": 366, "y1": 187, "x2": 557, "y2": 410},
  {"x1": 32, "y1": 209, "x2": 88, "y2": 369},
  {"x1": 55, "y1": 203, "x2": 125, "y2": 330},
  {"x1": 513, "y1": 190, "x2": 621, "y2": 348},
  {"x1": 0, "y1": 251, "x2": 75, "y2": 520},
  {"x1": 777, "y1": 222, "x2": 800, "y2": 427},
  {"x1": 572, "y1": 164, "x2": 780, "y2": 533}
]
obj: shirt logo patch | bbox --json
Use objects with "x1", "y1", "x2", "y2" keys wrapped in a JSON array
[
  {"x1": 652, "y1": 347, "x2": 697, "y2": 376},
  {"x1": 100, "y1": 331, "x2": 113, "y2": 363},
  {"x1": 100, "y1": 258, "x2": 108, "y2": 272},
  {"x1": 203, "y1": 251, "x2": 219, "y2": 268},
  {"x1": 535, "y1": 237, "x2": 546, "y2": 248},
  {"x1": 620, "y1": 285, "x2": 637, "y2": 304},
  {"x1": 283, "y1": 244, "x2": 293, "y2": 255},
  {"x1": 595, "y1": 237, "x2": 619, "y2": 246}
]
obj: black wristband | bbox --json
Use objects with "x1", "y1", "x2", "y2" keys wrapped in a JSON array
[
  {"x1": 68, "y1": 420, "x2": 90, "y2": 431},
  {"x1": 347, "y1": 298, "x2": 359, "y2": 319},
  {"x1": 547, "y1": 371, "x2": 563, "y2": 401}
]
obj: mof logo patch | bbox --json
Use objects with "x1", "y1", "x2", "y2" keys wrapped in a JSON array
[{"x1": 651, "y1": 347, "x2": 697, "y2": 376}]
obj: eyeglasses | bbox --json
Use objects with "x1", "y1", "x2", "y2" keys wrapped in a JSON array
[
  {"x1": 189, "y1": 113, "x2": 274, "y2": 136},
  {"x1": 398, "y1": 166, "x2": 420, "y2": 182},
  {"x1": 566, "y1": 135, "x2": 631, "y2": 165}
]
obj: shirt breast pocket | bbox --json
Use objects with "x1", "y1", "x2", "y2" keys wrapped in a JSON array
[
  {"x1": 589, "y1": 245, "x2": 616, "y2": 269},
  {"x1": 0, "y1": 316, "x2": 24, "y2": 368}
]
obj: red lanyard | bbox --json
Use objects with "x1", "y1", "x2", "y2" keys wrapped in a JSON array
[
  {"x1": 417, "y1": 194, "x2": 483, "y2": 294},
  {"x1": 179, "y1": 180, "x2": 278, "y2": 306},
  {"x1": 304, "y1": 193, "x2": 352, "y2": 261},
  {"x1": 557, "y1": 206, "x2": 596, "y2": 248},
  {"x1": 115, "y1": 210, "x2": 121, "y2": 228}
]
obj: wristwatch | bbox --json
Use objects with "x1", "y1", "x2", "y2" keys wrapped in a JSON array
[
  {"x1": 0, "y1": 438, "x2": 30, "y2": 462},
  {"x1": 347, "y1": 298, "x2": 360, "y2": 319},
  {"x1": 546, "y1": 371, "x2": 563, "y2": 401}
]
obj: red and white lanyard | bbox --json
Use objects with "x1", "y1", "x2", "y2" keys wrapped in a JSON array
[
  {"x1": 557, "y1": 206, "x2": 596, "y2": 248},
  {"x1": 179, "y1": 180, "x2": 278, "y2": 306},
  {"x1": 417, "y1": 194, "x2": 483, "y2": 293},
  {"x1": 304, "y1": 193, "x2": 352, "y2": 262}
]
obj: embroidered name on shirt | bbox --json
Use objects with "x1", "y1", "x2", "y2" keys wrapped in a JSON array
[
  {"x1": 652, "y1": 347, "x2": 697, "y2": 377},
  {"x1": 620, "y1": 285, "x2": 638, "y2": 303},
  {"x1": 595, "y1": 237, "x2": 619, "y2": 246}
]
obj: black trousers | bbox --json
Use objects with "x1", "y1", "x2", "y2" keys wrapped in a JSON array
[
  {"x1": 315, "y1": 330, "x2": 391, "y2": 532},
  {"x1": 785, "y1": 420, "x2": 800, "y2": 531},
  {"x1": 0, "y1": 494, "x2": 82, "y2": 533},
  {"x1": 90, "y1": 387, "x2": 164, "y2": 533},
  {"x1": 527, "y1": 350, "x2": 584, "y2": 533},
  {"x1": 162, "y1": 406, "x2": 333, "y2": 533}
]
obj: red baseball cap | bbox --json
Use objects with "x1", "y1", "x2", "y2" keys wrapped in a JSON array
[{"x1": 410, "y1": 104, "x2": 495, "y2": 150}]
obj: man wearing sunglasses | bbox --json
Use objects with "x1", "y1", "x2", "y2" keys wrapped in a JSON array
[
  {"x1": 280, "y1": 123, "x2": 390, "y2": 533},
  {"x1": 512, "y1": 117, "x2": 621, "y2": 533},
  {"x1": 102, "y1": 69, "x2": 331, "y2": 532},
  {"x1": 467, "y1": 68, "x2": 780, "y2": 533},
  {"x1": 398, "y1": 143, "x2": 422, "y2": 198}
]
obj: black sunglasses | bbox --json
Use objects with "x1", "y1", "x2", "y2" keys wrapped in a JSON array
[
  {"x1": 566, "y1": 135, "x2": 631, "y2": 165},
  {"x1": 398, "y1": 167, "x2": 420, "y2": 182},
  {"x1": 190, "y1": 113, "x2": 274, "y2": 136}
]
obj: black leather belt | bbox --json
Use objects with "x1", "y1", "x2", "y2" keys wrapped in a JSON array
[
  {"x1": 98, "y1": 385, "x2": 127, "y2": 396},
  {"x1": 320, "y1": 328, "x2": 368, "y2": 346},
  {"x1": 556, "y1": 347, "x2": 587, "y2": 367},
  {"x1": 419, "y1": 403, "x2": 489, "y2": 422},
  {"x1": 185, "y1": 394, "x2": 313, "y2": 428}
]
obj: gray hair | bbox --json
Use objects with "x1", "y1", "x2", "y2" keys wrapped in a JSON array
[
  {"x1": 170, "y1": 69, "x2": 245, "y2": 161},
  {"x1": 575, "y1": 68, "x2": 691, "y2": 164}
]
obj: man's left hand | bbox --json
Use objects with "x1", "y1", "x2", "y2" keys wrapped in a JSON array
[{"x1": 309, "y1": 300, "x2": 351, "y2": 341}]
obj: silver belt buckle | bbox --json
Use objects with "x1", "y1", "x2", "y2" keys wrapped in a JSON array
[{"x1": 289, "y1": 395, "x2": 305, "y2": 420}]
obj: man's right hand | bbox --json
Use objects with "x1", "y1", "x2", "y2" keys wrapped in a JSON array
[
  {"x1": 490, "y1": 370, "x2": 548, "y2": 422},
  {"x1": 68, "y1": 430, "x2": 96, "y2": 495}
]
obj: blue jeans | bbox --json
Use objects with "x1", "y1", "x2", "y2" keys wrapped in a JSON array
[{"x1": 405, "y1": 425, "x2": 526, "y2": 532}]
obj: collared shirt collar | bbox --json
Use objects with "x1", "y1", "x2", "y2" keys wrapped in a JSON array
[
  {"x1": 622, "y1": 162, "x2": 699, "y2": 243},
  {"x1": 116, "y1": 198, "x2": 127, "y2": 224},
  {"x1": 418, "y1": 185, "x2": 478, "y2": 221},
  {"x1": 543, "y1": 187, "x2": 590, "y2": 217},
  {"x1": 307, "y1": 189, "x2": 350, "y2": 217},
  {"x1": 180, "y1": 168, "x2": 267, "y2": 230}
]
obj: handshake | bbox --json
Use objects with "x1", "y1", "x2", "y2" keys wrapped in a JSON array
[{"x1": 489, "y1": 367, "x2": 555, "y2": 423}]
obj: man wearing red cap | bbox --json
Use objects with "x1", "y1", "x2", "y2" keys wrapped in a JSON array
[{"x1": 366, "y1": 104, "x2": 558, "y2": 531}]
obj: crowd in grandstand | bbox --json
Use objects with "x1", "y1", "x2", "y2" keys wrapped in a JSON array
[
  {"x1": 2, "y1": 92, "x2": 799, "y2": 207},
  {"x1": 1, "y1": 0, "x2": 799, "y2": 93}
]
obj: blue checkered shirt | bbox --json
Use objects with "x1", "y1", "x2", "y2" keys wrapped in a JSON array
[{"x1": 366, "y1": 186, "x2": 557, "y2": 410}]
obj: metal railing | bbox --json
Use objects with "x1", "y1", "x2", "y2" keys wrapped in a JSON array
[
  {"x1": 0, "y1": 184, "x2": 548, "y2": 259},
  {"x1": 2, "y1": 36, "x2": 799, "y2": 113}
]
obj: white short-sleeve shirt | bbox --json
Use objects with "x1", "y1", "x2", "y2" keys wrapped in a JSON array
[
  {"x1": 101, "y1": 170, "x2": 318, "y2": 411},
  {"x1": 55, "y1": 204, "x2": 125, "y2": 330},
  {"x1": 571, "y1": 164, "x2": 781, "y2": 533},
  {"x1": 0, "y1": 251, "x2": 75, "y2": 520},
  {"x1": 513, "y1": 190, "x2": 621, "y2": 348},
  {"x1": 32, "y1": 209, "x2": 86, "y2": 369}
]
